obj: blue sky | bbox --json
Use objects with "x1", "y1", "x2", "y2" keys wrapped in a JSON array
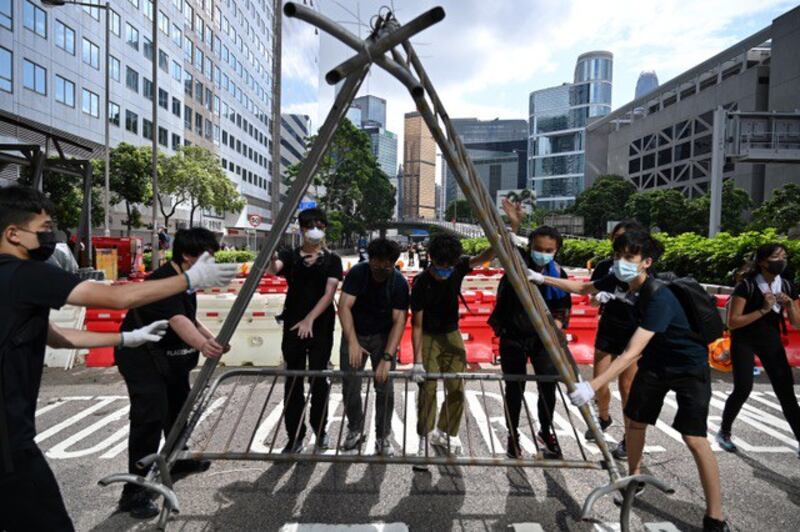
[{"x1": 283, "y1": 0, "x2": 798, "y2": 177}]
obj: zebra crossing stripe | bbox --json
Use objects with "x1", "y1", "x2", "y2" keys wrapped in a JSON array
[{"x1": 278, "y1": 523, "x2": 408, "y2": 531}]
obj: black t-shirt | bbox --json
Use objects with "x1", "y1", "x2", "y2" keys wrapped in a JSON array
[
  {"x1": 591, "y1": 260, "x2": 640, "y2": 339},
  {"x1": 278, "y1": 248, "x2": 343, "y2": 331},
  {"x1": 0, "y1": 255, "x2": 82, "y2": 454},
  {"x1": 410, "y1": 256, "x2": 472, "y2": 334},
  {"x1": 731, "y1": 277, "x2": 797, "y2": 341},
  {"x1": 120, "y1": 262, "x2": 197, "y2": 352},
  {"x1": 341, "y1": 262, "x2": 410, "y2": 336},
  {"x1": 638, "y1": 279, "x2": 708, "y2": 373},
  {"x1": 491, "y1": 250, "x2": 571, "y2": 339}
]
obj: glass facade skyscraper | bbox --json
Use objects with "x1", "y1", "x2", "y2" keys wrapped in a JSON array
[
  {"x1": 529, "y1": 51, "x2": 612, "y2": 210},
  {"x1": 352, "y1": 95, "x2": 387, "y2": 128}
]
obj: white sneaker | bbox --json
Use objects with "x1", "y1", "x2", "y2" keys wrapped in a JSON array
[
  {"x1": 375, "y1": 438, "x2": 394, "y2": 457},
  {"x1": 429, "y1": 428, "x2": 447, "y2": 447},
  {"x1": 430, "y1": 428, "x2": 462, "y2": 454},
  {"x1": 413, "y1": 437, "x2": 429, "y2": 471}
]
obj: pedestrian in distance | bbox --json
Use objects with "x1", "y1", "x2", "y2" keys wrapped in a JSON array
[
  {"x1": 489, "y1": 201, "x2": 571, "y2": 459},
  {"x1": 114, "y1": 228, "x2": 233, "y2": 519},
  {"x1": 0, "y1": 186, "x2": 237, "y2": 532},
  {"x1": 338, "y1": 238, "x2": 410, "y2": 456},
  {"x1": 584, "y1": 220, "x2": 646, "y2": 459},
  {"x1": 533, "y1": 230, "x2": 731, "y2": 532},
  {"x1": 407, "y1": 244, "x2": 415, "y2": 268},
  {"x1": 417, "y1": 244, "x2": 429, "y2": 270},
  {"x1": 410, "y1": 233, "x2": 495, "y2": 469},
  {"x1": 717, "y1": 243, "x2": 800, "y2": 457},
  {"x1": 268, "y1": 208, "x2": 343, "y2": 454}
]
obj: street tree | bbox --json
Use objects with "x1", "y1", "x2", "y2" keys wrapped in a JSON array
[
  {"x1": 749, "y1": 182, "x2": 800, "y2": 234},
  {"x1": 572, "y1": 175, "x2": 636, "y2": 237},
  {"x1": 177, "y1": 145, "x2": 245, "y2": 226},
  {"x1": 445, "y1": 199, "x2": 476, "y2": 223},
  {"x1": 688, "y1": 180, "x2": 753, "y2": 234},
  {"x1": 104, "y1": 143, "x2": 152, "y2": 235}
]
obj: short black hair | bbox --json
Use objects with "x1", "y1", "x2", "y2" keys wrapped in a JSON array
[
  {"x1": 0, "y1": 185, "x2": 55, "y2": 233},
  {"x1": 298, "y1": 207, "x2": 327, "y2": 228},
  {"x1": 367, "y1": 238, "x2": 401, "y2": 262},
  {"x1": 428, "y1": 234, "x2": 462, "y2": 266},
  {"x1": 172, "y1": 227, "x2": 220, "y2": 262},
  {"x1": 610, "y1": 219, "x2": 644, "y2": 240},
  {"x1": 529, "y1": 225, "x2": 563, "y2": 251},
  {"x1": 613, "y1": 230, "x2": 664, "y2": 261}
]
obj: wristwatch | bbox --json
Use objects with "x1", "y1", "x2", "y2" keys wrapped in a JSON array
[{"x1": 382, "y1": 352, "x2": 394, "y2": 362}]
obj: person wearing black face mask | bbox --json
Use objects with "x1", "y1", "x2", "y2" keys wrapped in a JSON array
[
  {"x1": 0, "y1": 186, "x2": 236, "y2": 531},
  {"x1": 718, "y1": 243, "x2": 800, "y2": 458},
  {"x1": 337, "y1": 238, "x2": 409, "y2": 455}
]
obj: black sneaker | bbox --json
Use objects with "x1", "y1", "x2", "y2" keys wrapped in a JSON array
[
  {"x1": 537, "y1": 431, "x2": 562, "y2": 459},
  {"x1": 314, "y1": 432, "x2": 331, "y2": 451},
  {"x1": 702, "y1": 515, "x2": 731, "y2": 532},
  {"x1": 171, "y1": 458, "x2": 211, "y2": 475},
  {"x1": 715, "y1": 431, "x2": 737, "y2": 453},
  {"x1": 612, "y1": 439, "x2": 627, "y2": 460},
  {"x1": 584, "y1": 416, "x2": 612, "y2": 441},
  {"x1": 506, "y1": 434, "x2": 522, "y2": 459},
  {"x1": 281, "y1": 439, "x2": 304, "y2": 454},
  {"x1": 118, "y1": 490, "x2": 160, "y2": 519},
  {"x1": 613, "y1": 482, "x2": 644, "y2": 507}
]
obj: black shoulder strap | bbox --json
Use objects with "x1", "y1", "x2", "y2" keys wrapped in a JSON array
[
  {"x1": 0, "y1": 256, "x2": 27, "y2": 472},
  {"x1": 636, "y1": 277, "x2": 663, "y2": 314}
]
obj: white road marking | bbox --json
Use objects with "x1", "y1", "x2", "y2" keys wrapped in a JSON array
[
  {"x1": 279, "y1": 524, "x2": 408, "y2": 532},
  {"x1": 46, "y1": 405, "x2": 130, "y2": 459},
  {"x1": 35, "y1": 396, "x2": 125, "y2": 444}
]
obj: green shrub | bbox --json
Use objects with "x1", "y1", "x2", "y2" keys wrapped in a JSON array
[{"x1": 143, "y1": 249, "x2": 255, "y2": 270}]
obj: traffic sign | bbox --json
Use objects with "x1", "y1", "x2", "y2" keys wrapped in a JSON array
[
  {"x1": 248, "y1": 214, "x2": 262, "y2": 228},
  {"x1": 299, "y1": 201, "x2": 317, "y2": 210}
]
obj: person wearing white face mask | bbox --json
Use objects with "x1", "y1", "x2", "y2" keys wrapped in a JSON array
[
  {"x1": 268, "y1": 208, "x2": 343, "y2": 454},
  {"x1": 529, "y1": 230, "x2": 730, "y2": 532},
  {"x1": 488, "y1": 218, "x2": 571, "y2": 460}
]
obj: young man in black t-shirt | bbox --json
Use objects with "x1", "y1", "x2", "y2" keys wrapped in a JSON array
[
  {"x1": 338, "y1": 238, "x2": 409, "y2": 455},
  {"x1": 269, "y1": 208, "x2": 343, "y2": 454},
  {"x1": 532, "y1": 231, "x2": 730, "y2": 532},
  {"x1": 115, "y1": 228, "x2": 231, "y2": 518},
  {"x1": 410, "y1": 234, "x2": 495, "y2": 462},
  {"x1": 0, "y1": 186, "x2": 236, "y2": 531}
]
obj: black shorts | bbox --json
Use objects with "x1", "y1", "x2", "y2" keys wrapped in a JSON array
[
  {"x1": 594, "y1": 335, "x2": 628, "y2": 357},
  {"x1": 623, "y1": 366, "x2": 711, "y2": 437}
]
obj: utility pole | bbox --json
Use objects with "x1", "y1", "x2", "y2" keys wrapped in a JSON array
[
  {"x1": 709, "y1": 106, "x2": 726, "y2": 237},
  {"x1": 270, "y1": 0, "x2": 283, "y2": 229},
  {"x1": 150, "y1": 0, "x2": 160, "y2": 268}
]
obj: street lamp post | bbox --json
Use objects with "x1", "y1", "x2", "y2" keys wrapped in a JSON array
[
  {"x1": 42, "y1": 0, "x2": 112, "y2": 238},
  {"x1": 150, "y1": 0, "x2": 159, "y2": 269}
]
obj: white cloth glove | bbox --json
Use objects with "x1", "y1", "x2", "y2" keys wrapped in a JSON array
[
  {"x1": 184, "y1": 252, "x2": 238, "y2": 290},
  {"x1": 526, "y1": 268, "x2": 545, "y2": 285},
  {"x1": 510, "y1": 233, "x2": 529, "y2": 249},
  {"x1": 121, "y1": 320, "x2": 169, "y2": 348},
  {"x1": 411, "y1": 363, "x2": 426, "y2": 384},
  {"x1": 569, "y1": 381, "x2": 596, "y2": 407},
  {"x1": 595, "y1": 291, "x2": 614, "y2": 305}
]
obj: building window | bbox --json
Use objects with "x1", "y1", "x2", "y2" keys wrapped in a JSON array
[
  {"x1": 143, "y1": 37, "x2": 153, "y2": 61},
  {"x1": 159, "y1": 49, "x2": 168, "y2": 72},
  {"x1": 184, "y1": 105, "x2": 192, "y2": 129},
  {"x1": 23, "y1": 59, "x2": 46, "y2": 95},
  {"x1": 143, "y1": 118, "x2": 153, "y2": 140},
  {"x1": 110, "y1": 9, "x2": 120, "y2": 37},
  {"x1": 109, "y1": 101, "x2": 120, "y2": 126},
  {"x1": 184, "y1": 72, "x2": 192, "y2": 95},
  {"x1": 0, "y1": 47, "x2": 11, "y2": 92},
  {"x1": 126, "y1": 110, "x2": 138, "y2": 134},
  {"x1": 204, "y1": 118, "x2": 212, "y2": 140},
  {"x1": 110, "y1": 56, "x2": 120, "y2": 82},
  {"x1": 128, "y1": 0, "x2": 138, "y2": 8},
  {"x1": 171, "y1": 24, "x2": 182, "y2": 47},
  {"x1": 158, "y1": 10, "x2": 169, "y2": 34},
  {"x1": 82, "y1": 38, "x2": 100, "y2": 69},
  {"x1": 194, "y1": 113, "x2": 202, "y2": 135},
  {"x1": 158, "y1": 127, "x2": 168, "y2": 147},
  {"x1": 158, "y1": 88, "x2": 168, "y2": 109},
  {"x1": 172, "y1": 97, "x2": 180, "y2": 117},
  {"x1": 126, "y1": 24, "x2": 139, "y2": 51},
  {"x1": 171, "y1": 60, "x2": 181, "y2": 81},
  {"x1": 125, "y1": 66, "x2": 138, "y2": 92},
  {"x1": 55, "y1": 20, "x2": 75, "y2": 55},
  {"x1": 82, "y1": 0, "x2": 100, "y2": 21},
  {"x1": 171, "y1": 133, "x2": 180, "y2": 151},
  {"x1": 0, "y1": 0, "x2": 12, "y2": 30},
  {"x1": 82, "y1": 88, "x2": 99, "y2": 117},
  {"x1": 143, "y1": 77, "x2": 152, "y2": 100},
  {"x1": 144, "y1": 0, "x2": 153, "y2": 20},
  {"x1": 23, "y1": 1, "x2": 46, "y2": 38},
  {"x1": 55, "y1": 75, "x2": 74, "y2": 106}
]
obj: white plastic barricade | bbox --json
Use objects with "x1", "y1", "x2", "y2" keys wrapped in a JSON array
[
  {"x1": 45, "y1": 305, "x2": 86, "y2": 369},
  {"x1": 461, "y1": 275, "x2": 501, "y2": 292}
]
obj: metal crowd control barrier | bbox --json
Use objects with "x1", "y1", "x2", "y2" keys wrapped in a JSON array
[{"x1": 100, "y1": 5, "x2": 673, "y2": 530}]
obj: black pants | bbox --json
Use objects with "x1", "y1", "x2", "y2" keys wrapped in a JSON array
[
  {"x1": 282, "y1": 325, "x2": 334, "y2": 443},
  {"x1": 0, "y1": 446, "x2": 74, "y2": 531},
  {"x1": 721, "y1": 332, "x2": 800, "y2": 441},
  {"x1": 116, "y1": 346, "x2": 198, "y2": 495},
  {"x1": 499, "y1": 336, "x2": 558, "y2": 436}
]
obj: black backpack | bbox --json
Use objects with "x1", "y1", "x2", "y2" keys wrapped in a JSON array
[{"x1": 639, "y1": 273, "x2": 724, "y2": 346}]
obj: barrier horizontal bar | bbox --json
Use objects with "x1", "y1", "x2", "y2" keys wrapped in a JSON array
[{"x1": 208, "y1": 367, "x2": 564, "y2": 383}]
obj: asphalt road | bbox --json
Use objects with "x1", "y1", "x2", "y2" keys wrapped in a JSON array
[{"x1": 34, "y1": 365, "x2": 800, "y2": 532}]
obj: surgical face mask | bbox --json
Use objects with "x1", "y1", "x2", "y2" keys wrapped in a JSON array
[
  {"x1": 530, "y1": 250, "x2": 554, "y2": 267},
  {"x1": 304, "y1": 227, "x2": 325, "y2": 244},
  {"x1": 432, "y1": 266, "x2": 454, "y2": 280},
  {"x1": 766, "y1": 259, "x2": 786, "y2": 276},
  {"x1": 18, "y1": 228, "x2": 57, "y2": 262},
  {"x1": 613, "y1": 259, "x2": 641, "y2": 283}
]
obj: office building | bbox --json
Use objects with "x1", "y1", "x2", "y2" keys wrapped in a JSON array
[
  {"x1": 0, "y1": 0, "x2": 293, "y2": 238},
  {"x1": 402, "y1": 111, "x2": 436, "y2": 219},
  {"x1": 443, "y1": 117, "x2": 527, "y2": 208},
  {"x1": 363, "y1": 124, "x2": 397, "y2": 177},
  {"x1": 585, "y1": 6, "x2": 800, "y2": 204},
  {"x1": 352, "y1": 94, "x2": 386, "y2": 128},
  {"x1": 635, "y1": 71, "x2": 659, "y2": 99},
  {"x1": 280, "y1": 112, "x2": 319, "y2": 204},
  {"x1": 528, "y1": 51, "x2": 613, "y2": 210}
]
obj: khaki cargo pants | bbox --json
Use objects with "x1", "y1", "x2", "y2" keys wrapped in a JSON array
[{"x1": 417, "y1": 330, "x2": 467, "y2": 437}]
